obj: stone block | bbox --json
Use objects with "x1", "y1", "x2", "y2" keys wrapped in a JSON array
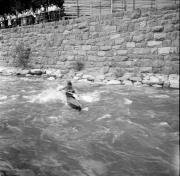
[
  {"x1": 170, "y1": 31, "x2": 179, "y2": 40},
  {"x1": 77, "y1": 50, "x2": 86, "y2": 55},
  {"x1": 103, "y1": 26, "x2": 116, "y2": 32},
  {"x1": 129, "y1": 77, "x2": 142, "y2": 82},
  {"x1": 95, "y1": 24, "x2": 103, "y2": 32},
  {"x1": 105, "y1": 51, "x2": 114, "y2": 57},
  {"x1": 30, "y1": 69, "x2": 44, "y2": 75},
  {"x1": 139, "y1": 21, "x2": 147, "y2": 29},
  {"x1": 151, "y1": 48, "x2": 158, "y2": 54},
  {"x1": 128, "y1": 23, "x2": 135, "y2": 32},
  {"x1": 131, "y1": 9, "x2": 141, "y2": 19},
  {"x1": 147, "y1": 41, "x2": 162, "y2": 46},
  {"x1": 101, "y1": 66, "x2": 109, "y2": 74},
  {"x1": 123, "y1": 80, "x2": 133, "y2": 86},
  {"x1": 120, "y1": 72, "x2": 134, "y2": 80},
  {"x1": 158, "y1": 47, "x2": 178, "y2": 55},
  {"x1": 152, "y1": 84, "x2": 163, "y2": 88},
  {"x1": 145, "y1": 33, "x2": 154, "y2": 41},
  {"x1": 117, "y1": 50, "x2": 128, "y2": 55},
  {"x1": 112, "y1": 45, "x2": 121, "y2": 49},
  {"x1": 154, "y1": 33, "x2": 166, "y2": 41},
  {"x1": 162, "y1": 40, "x2": 172, "y2": 47},
  {"x1": 63, "y1": 30, "x2": 71, "y2": 35},
  {"x1": 133, "y1": 48, "x2": 150, "y2": 54},
  {"x1": 169, "y1": 79, "x2": 179, "y2": 89},
  {"x1": 82, "y1": 45, "x2": 91, "y2": 50},
  {"x1": 126, "y1": 42, "x2": 135, "y2": 48},
  {"x1": 98, "y1": 51, "x2": 106, "y2": 56},
  {"x1": 140, "y1": 67, "x2": 152, "y2": 73},
  {"x1": 134, "y1": 81, "x2": 142, "y2": 87},
  {"x1": 110, "y1": 34, "x2": 121, "y2": 39},
  {"x1": 164, "y1": 24, "x2": 174, "y2": 32},
  {"x1": 82, "y1": 74, "x2": 95, "y2": 81},
  {"x1": 100, "y1": 46, "x2": 111, "y2": 51},
  {"x1": 174, "y1": 24, "x2": 180, "y2": 31},
  {"x1": 133, "y1": 34, "x2": 145, "y2": 42},
  {"x1": 66, "y1": 55, "x2": 74, "y2": 61},
  {"x1": 151, "y1": 26, "x2": 164, "y2": 32},
  {"x1": 78, "y1": 22, "x2": 88, "y2": 29},
  {"x1": 96, "y1": 74, "x2": 105, "y2": 81},
  {"x1": 115, "y1": 38, "x2": 124, "y2": 45},
  {"x1": 88, "y1": 55, "x2": 98, "y2": 61},
  {"x1": 136, "y1": 42, "x2": 146, "y2": 48}
]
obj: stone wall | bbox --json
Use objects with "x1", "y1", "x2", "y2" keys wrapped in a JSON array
[{"x1": 0, "y1": 6, "x2": 179, "y2": 77}]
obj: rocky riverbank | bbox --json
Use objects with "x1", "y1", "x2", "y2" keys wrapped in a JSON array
[{"x1": 0, "y1": 67, "x2": 179, "y2": 89}]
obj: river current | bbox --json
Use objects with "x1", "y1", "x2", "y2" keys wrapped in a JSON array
[{"x1": 0, "y1": 76, "x2": 179, "y2": 176}]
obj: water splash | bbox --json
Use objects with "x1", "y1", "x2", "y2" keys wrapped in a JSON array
[
  {"x1": 124, "y1": 98, "x2": 133, "y2": 105},
  {"x1": 23, "y1": 88, "x2": 101, "y2": 105},
  {"x1": 24, "y1": 88, "x2": 67, "y2": 104},
  {"x1": 79, "y1": 91, "x2": 101, "y2": 103},
  {"x1": 96, "y1": 114, "x2": 112, "y2": 121},
  {"x1": 0, "y1": 95, "x2": 7, "y2": 101},
  {"x1": 148, "y1": 94, "x2": 170, "y2": 98}
]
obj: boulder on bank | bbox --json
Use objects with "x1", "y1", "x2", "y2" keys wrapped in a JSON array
[
  {"x1": 142, "y1": 74, "x2": 163, "y2": 85},
  {"x1": 95, "y1": 75, "x2": 105, "y2": 81},
  {"x1": 82, "y1": 74, "x2": 95, "y2": 81},
  {"x1": 122, "y1": 80, "x2": 133, "y2": 86},
  {"x1": 16, "y1": 69, "x2": 30, "y2": 75},
  {"x1": 29, "y1": 69, "x2": 45, "y2": 76},
  {"x1": 169, "y1": 74, "x2": 179, "y2": 88},
  {"x1": 129, "y1": 76, "x2": 142, "y2": 82},
  {"x1": 106, "y1": 80, "x2": 121, "y2": 85}
]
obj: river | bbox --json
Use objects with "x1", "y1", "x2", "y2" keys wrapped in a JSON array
[{"x1": 0, "y1": 75, "x2": 179, "y2": 176}]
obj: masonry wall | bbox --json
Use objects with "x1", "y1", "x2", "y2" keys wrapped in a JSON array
[{"x1": 0, "y1": 7, "x2": 179, "y2": 75}]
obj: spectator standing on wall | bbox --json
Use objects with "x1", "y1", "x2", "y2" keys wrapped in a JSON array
[
  {"x1": 28, "y1": 7, "x2": 35, "y2": 25},
  {"x1": 0, "y1": 15, "x2": 4, "y2": 28},
  {"x1": 3, "y1": 14, "x2": 8, "y2": 28},
  {"x1": 17, "y1": 11, "x2": 22, "y2": 26},
  {"x1": 40, "y1": 5, "x2": 45, "y2": 23},
  {"x1": 11, "y1": 13, "x2": 17, "y2": 27}
]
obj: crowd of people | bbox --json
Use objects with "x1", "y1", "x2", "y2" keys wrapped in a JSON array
[{"x1": 0, "y1": 4, "x2": 64, "y2": 29}]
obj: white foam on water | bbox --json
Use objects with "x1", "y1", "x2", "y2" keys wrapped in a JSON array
[
  {"x1": 82, "y1": 107, "x2": 89, "y2": 111},
  {"x1": 0, "y1": 95, "x2": 7, "y2": 101},
  {"x1": 23, "y1": 88, "x2": 101, "y2": 104},
  {"x1": 79, "y1": 91, "x2": 101, "y2": 103},
  {"x1": 96, "y1": 114, "x2": 112, "y2": 121},
  {"x1": 124, "y1": 98, "x2": 133, "y2": 105},
  {"x1": 11, "y1": 95, "x2": 19, "y2": 100},
  {"x1": 23, "y1": 88, "x2": 67, "y2": 104},
  {"x1": 148, "y1": 94, "x2": 170, "y2": 98}
]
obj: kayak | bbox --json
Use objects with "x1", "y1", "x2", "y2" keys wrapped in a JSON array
[{"x1": 67, "y1": 97, "x2": 82, "y2": 111}]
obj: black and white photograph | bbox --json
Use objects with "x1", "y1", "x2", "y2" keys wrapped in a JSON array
[{"x1": 0, "y1": 0, "x2": 179, "y2": 176}]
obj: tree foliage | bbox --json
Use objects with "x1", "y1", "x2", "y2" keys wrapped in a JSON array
[{"x1": 0, "y1": 0, "x2": 64, "y2": 14}]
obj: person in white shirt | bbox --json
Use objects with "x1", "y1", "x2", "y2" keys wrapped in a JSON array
[{"x1": 7, "y1": 14, "x2": 12, "y2": 27}]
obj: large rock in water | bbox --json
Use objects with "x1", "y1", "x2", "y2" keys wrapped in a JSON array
[{"x1": 30, "y1": 69, "x2": 44, "y2": 75}]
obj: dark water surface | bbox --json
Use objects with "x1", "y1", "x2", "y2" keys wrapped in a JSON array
[{"x1": 0, "y1": 76, "x2": 179, "y2": 176}]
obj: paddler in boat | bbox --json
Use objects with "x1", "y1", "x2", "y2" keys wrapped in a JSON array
[{"x1": 58, "y1": 81, "x2": 82, "y2": 111}]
